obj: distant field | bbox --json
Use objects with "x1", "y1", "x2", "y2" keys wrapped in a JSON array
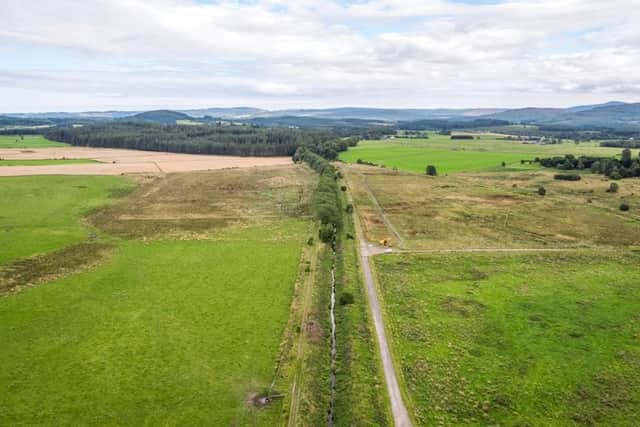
[
  {"x1": 339, "y1": 133, "x2": 624, "y2": 174},
  {"x1": 375, "y1": 251, "x2": 640, "y2": 426},
  {"x1": 0, "y1": 165, "x2": 316, "y2": 425},
  {"x1": 0, "y1": 134, "x2": 67, "y2": 148},
  {"x1": 342, "y1": 164, "x2": 640, "y2": 250},
  {"x1": 0, "y1": 159, "x2": 97, "y2": 166}
]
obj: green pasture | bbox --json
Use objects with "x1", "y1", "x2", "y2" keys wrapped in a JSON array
[
  {"x1": 339, "y1": 133, "x2": 624, "y2": 174},
  {"x1": 0, "y1": 135, "x2": 67, "y2": 148},
  {"x1": 0, "y1": 232, "x2": 302, "y2": 425},
  {"x1": 0, "y1": 175, "x2": 134, "y2": 264},
  {"x1": 375, "y1": 251, "x2": 640, "y2": 426}
]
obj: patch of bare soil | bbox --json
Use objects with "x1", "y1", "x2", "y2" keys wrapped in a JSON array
[
  {"x1": 307, "y1": 320, "x2": 323, "y2": 344},
  {"x1": 246, "y1": 391, "x2": 273, "y2": 409},
  {"x1": 0, "y1": 243, "x2": 112, "y2": 295}
]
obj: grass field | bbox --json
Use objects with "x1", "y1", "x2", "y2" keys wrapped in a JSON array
[
  {"x1": 0, "y1": 159, "x2": 97, "y2": 166},
  {"x1": 0, "y1": 175, "x2": 135, "y2": 264},
  {"x1": 342, "y1": 164, "x2": 640, "y2": 250},
  {"x1": 374, "y1": 251, "x2": 640, "y2": 426},
  {"x1": 339, "y1": 133, "x2": 624, "y2": 174},
  {"x1": 0, "y1": 165, "x2": 317, "y2": 425},
  {"x1": 0, "y1": 134, "x2": 67, "y2": 148}
]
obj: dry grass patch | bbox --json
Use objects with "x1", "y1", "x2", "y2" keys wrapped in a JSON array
[
  {"x1": 343, "y1": 164, "x2": 640, "y2": 249},
  {"x1": 92, "y1": 165, "x2": 317, "y2": 238}
]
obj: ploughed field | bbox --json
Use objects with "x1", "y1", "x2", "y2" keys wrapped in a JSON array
[
  {"x1": 0, "y1": 165, "x2": 316, "y2": 425},
  {"x1": 339, "y1": 133, "x2": 624, "y2": 174},
  {"x1": 0, "y1": 146, "x2": 292, "y2": 176}
]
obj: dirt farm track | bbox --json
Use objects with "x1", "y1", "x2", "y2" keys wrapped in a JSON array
[{"x1": 0, "y1": 147, "x2": 293, "y2": 176}]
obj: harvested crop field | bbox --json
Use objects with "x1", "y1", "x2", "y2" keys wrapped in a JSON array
[{"x1": 0, "y1": 147, "x2": 292, "y2": 176}]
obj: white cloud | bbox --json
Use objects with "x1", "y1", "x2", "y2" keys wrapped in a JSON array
[{"x1": 0, "y1": 0, "x2": 638, "y2": 111}]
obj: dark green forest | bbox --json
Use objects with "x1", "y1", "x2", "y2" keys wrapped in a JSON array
[{"x1": 44, "y1": 122, "x2": 355, "y2": 157}]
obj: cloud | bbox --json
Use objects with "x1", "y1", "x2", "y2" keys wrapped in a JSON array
[{"x1": 0, "y1": 0, "x2": 638, "y2": 111}]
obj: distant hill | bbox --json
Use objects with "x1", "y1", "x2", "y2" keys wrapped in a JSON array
[
  {"x1": 4, "y1": 101, "x2": 639, "y2": 130},
  {"x1": 246, "y1": 115, "x2": 390, "y2": 128},
  {"x1": 486, "y1": 103, "x2": 640, "y2": 129},
  {"x1": 129, "y1": 110, "x2": 192, "y2": 124},
  {"x1": 183, "y1": 107, "x2": 267, "y2": 119},
  {"x1": 254, "y1": 107, "x2": 506, "y2": 122},
  {"x1": 486, "y1": 108, "x2": 566, "y2": 123},
  {"x1": 565, "y1": 101, "x2": 627, "y2": 113}
]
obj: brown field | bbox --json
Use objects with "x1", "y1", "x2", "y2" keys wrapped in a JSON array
[
  {"x1": 91, "y1": 164, "x2": 317, "y2": 239},
  {"x1": 341, "y1": 163, "x2": 640, "y2": 250},
  {"x1": 0, "y1": 147, "x2": 292, "y2": 176}
]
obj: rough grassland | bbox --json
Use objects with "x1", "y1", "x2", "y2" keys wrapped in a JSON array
[
  {"x1": 0, "y1": 175, "x2": 135, "y2": 264},
  {"x1": 0, "y1": 165, "x2": 316, "y2": 425},
  {"x1": 0, "y1": 134, "x2": 66, "y2": 148},
  {"x1": 342, "y1": 165, "x2": 640, "y2": 250},
  {"x1": 339, "y1": 134, "x2": 624, "y2": 174},
  {"x1": 374, "y1": 251, "x2": 640, "y2": 426}
]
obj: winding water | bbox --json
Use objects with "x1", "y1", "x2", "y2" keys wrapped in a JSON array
[{"x1": 328, "y1": 258, "x2": 337, "y2": 426}]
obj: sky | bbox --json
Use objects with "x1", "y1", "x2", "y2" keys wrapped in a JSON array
[{"x1": 1, "y1": 0, "x2": 638, "y2": 112}]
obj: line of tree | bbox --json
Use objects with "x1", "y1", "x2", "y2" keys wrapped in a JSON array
[
  {"x1": 294, "y1": 149, "x2": 343, "y2": 242},
  {"x1": 535, "y1": 149, "x2": 640, "y2": 179},
  {"x1": 43, "y1": 122, "x2": 357, "y2": 158},
  {"x1": 600, "y1": 140, "x2": 640, "y2": 149}
]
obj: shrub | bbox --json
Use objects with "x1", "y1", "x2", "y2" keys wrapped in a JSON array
[
  {"x1": 345, "y1": 203, "x2": 353, "y2": 214},
  {"x1": 426, "y1": 165, "x2": 437, "y2": 176},
  {"x1": 501, "y1": 161, "x2": 506, "y2": 167},
  {"x1": 319, "y1": 223, "x2": 335, "y2": 242},
  {"x1": 554, "y1": 174, "x2": 582, "y2": 181},
  {"x1": 307, "y1": 237, "x2": 314, "y2": 246},
  {"x1": 340, "y1": 185, "x2": 347, "y2": 192},
  {"x1": 339, "y1": 292, "x2": 355, "y2": 305},
  {"x1": 620, "y1": 202, "x2": 630, "y2": 212},
  {"x1": 537, "y1": 186, "x2": 546, "y2": 196},
  {"x1": 607, "y1": 182, "x2": 619, "y2": 193}
]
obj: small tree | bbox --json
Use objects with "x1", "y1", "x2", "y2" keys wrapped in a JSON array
[
  {"x1": 426, "y1": 165, "x2": 437, "y2": 176},
  {"x1": 501, "y1": 161, "x2": 506, "y2": 167},
  {"x1": 620, "y1": 202, "x2": 630, "y2": 212},
  {"x1": 537, "y1": 186, "x2": 546, "y2": 196},
  {"x1": 607, "y1": 182, "x2": 619, "y2": 193},
  {"x1": 339, "y1": 292, "x2": 355, "y2": 305}
]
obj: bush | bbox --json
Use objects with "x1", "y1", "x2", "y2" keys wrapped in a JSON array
[
  {"x1": 537, "y1": 186, "x2": 546, "y2": 196},
  {"x1": 307, "y1": 237, "x2": 314, "y2": 246},
  {"x1": 339, "y1": 292, "x2": 355, "y2": 305},
  {"x1": 340, "y1": 185, "x2": 347, "y2": 192},
  {"x1": 620, "y1": 202, "x2": 630, "y2": 212},
  {"x1": 345, "y1": 203, "x2": 353, "y2": 214},
  {"x1": 554, "y1": 174, "x2": 582, "y2": 181},
  {"x1": 607, "y1": 182, "x2": 619, "y2": 193},
  {"x1": 426, "y1": 165, "x2": 437, "y2": 176}
]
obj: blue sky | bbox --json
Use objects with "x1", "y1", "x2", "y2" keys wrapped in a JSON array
[{"x1": 1, "y1": 0, "x2": 638, "y2": 112}]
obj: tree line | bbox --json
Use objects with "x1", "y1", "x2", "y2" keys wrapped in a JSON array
[
  {"x1": 294, "y1": 148, "x2": 343, "y2": 242},
  {"x1": 536, "y1": 149, "x2": 640, "y2": 179},
  {"x1": 43, "y1": 122, "x2": 356, "y2": 157}
]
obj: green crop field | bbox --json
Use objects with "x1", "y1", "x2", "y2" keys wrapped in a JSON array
[
  {"x1": 0, "y1": 165, "x2": 317, "y2": 425},
  {"x1": 374, "y1": 251, "x2": 640, "y2": 426},
  {"x1": 0, "y1": 159, "x2": 97, "y2": 166},
  {"x1": 339, "y1": 133, "x2": 624, "y2": 174},
  {"x1": 0, "y1": 134, "x2": 67, "y2": 148}
]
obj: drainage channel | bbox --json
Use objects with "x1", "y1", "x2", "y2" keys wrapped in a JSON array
[{"x1": 328, "y1": 252, "x2": 337, "y2": 427}]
